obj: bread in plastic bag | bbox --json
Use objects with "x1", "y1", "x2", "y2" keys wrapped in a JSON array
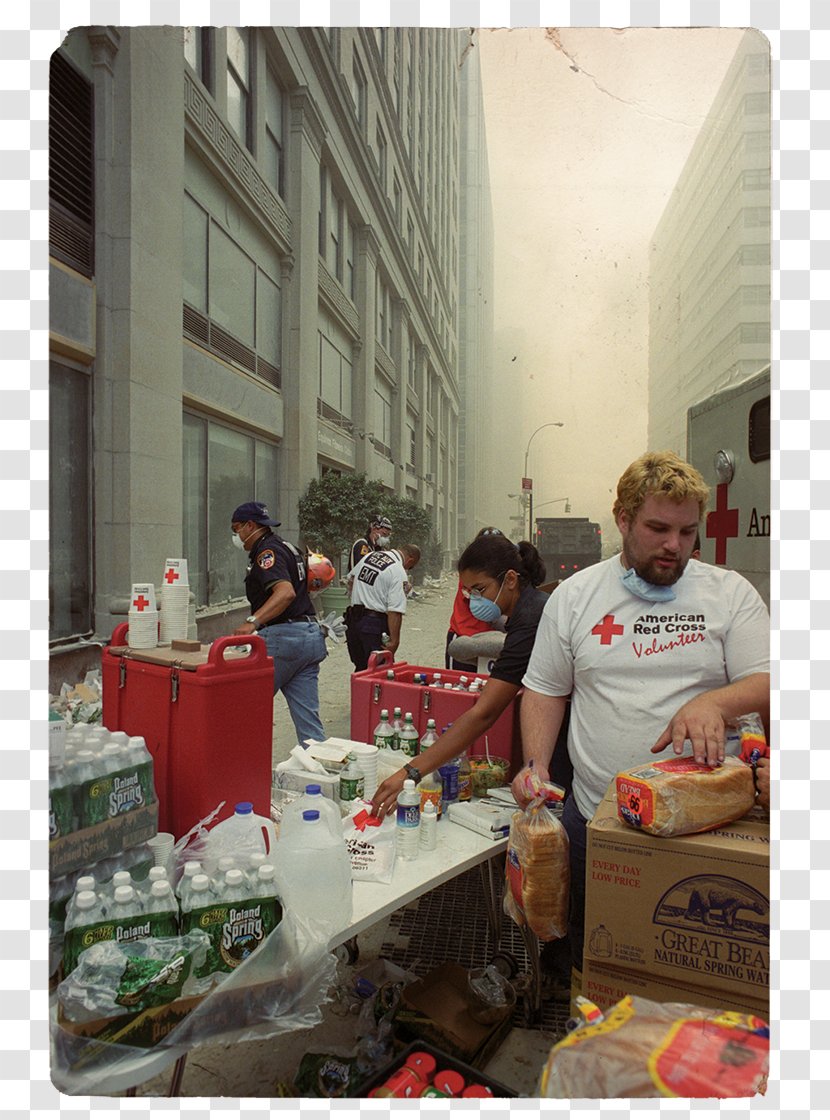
[
  {"x1": 616, "y1": 755, "x2": 756, "y2": 837},
  {"x1": 538, "y1": 994, "x2": 769, "y2": 1098},
  {"x1": 503, "y1": 796, "x2": 569, "y2": 941}
]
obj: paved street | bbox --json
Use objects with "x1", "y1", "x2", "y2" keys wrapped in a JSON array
[{"x1": 271, "y1": 577, "x2": 458, "y2": 763}]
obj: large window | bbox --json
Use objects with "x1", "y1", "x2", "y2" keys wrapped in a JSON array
[
  {"x1": 376, "y1": 122, "x2": 387, "y2": 191},
  {"x1": 183, "y1": 192, "x2": 282, "y2": 386},
  {"x1": 319, "y1": 165, "x2": 356, "y2": 300},
  {"x1": 350, "y1": 53, "x2": 367, "y2": 131},
  {"x1": 50, "y1": 361, "x2": 92, "y2": 639},
  {"x1": 184, "y1": 26, "x2": 212, "y2": 90},
  {"x1": 318, "y1": 318, "x2": 354, "y2": 428},
  {"x1": 374, "y1": 381, "x2": 393, "y2": 457},
  {"x1": 182, "y1": 411, "x2": 279, "y2": 608},
  {"x1": 49, "y1": 50, "x2": 94, "y2": 277},
  {"x1": 265, "y1": 66, "x2": 285, "y2": 197},
  {"x1": 376, "y1": 275, "x2": 392, "y2": 353},
  {"x1": 226, "y1": 27, "x2": 252, "y2": 150}
]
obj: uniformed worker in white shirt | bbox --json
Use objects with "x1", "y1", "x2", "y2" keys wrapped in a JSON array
[{"x1": 345, "y1": 544, "x2": 420, "y2": 671}]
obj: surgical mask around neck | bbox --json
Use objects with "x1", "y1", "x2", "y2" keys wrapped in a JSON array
[{"x1": 619, "y1": 564, "x2": 677, "y2": 603}]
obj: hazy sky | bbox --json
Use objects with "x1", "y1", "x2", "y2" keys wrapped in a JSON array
[{"x1": 476, "y1": 27, "x2": 747, "y2": 548}]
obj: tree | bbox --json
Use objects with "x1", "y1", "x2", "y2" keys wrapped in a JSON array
[{"x1": 298, "y1": 472, "x2": 442, "y2": 581}]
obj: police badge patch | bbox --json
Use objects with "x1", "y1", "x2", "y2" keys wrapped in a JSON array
[{"x1": 258, "y1": 549, "x2": 276, "y2": 570}]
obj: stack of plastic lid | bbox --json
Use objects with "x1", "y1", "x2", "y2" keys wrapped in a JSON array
[
  {"x1": 159, "y1": 558, "x2": 190, "y2": 643},
  {"x1": 128, "y1": 583, "x2": 159, "y2": 649},
  {"x1": 349, "y1": 742, "x2": 380, "y2": 799}
]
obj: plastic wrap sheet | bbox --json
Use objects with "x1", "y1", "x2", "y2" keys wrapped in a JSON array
[{"x1": 50, "y1": 911, "x2": 339, "y2": 1095}]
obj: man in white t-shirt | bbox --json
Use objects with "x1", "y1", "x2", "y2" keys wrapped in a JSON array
[
  {"x1": 512, "y1": 451, "x2": 770, "y2": 973},
  {"x1": 345, "y1": 544, "x2": 421, "y2": 671}
]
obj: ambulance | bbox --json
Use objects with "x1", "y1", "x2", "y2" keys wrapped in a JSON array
[{"x1": 686, "y1": 365, "x2": 771, "y2": 608}]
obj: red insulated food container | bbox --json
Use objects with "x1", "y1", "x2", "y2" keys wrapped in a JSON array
[
  {"x1": 102, "y1": 624, "x2": 274, "y2": 838},
  {"x1": 349, "y1": 650, "x2": 522, "y2": 772}
]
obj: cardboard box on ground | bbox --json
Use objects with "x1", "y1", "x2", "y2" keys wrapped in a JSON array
[{"x1": 583, "y1": 784, "x2": 769, "y2": 1018}]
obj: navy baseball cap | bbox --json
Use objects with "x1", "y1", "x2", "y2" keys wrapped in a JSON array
[{"x1": 231, "y1": 501, "x2": 281, "y2": 526}]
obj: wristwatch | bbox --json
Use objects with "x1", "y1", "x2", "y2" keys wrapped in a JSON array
[
  {"x1": 245, "y1": 615, "x2": 260, "y2": 629},
  {"x1": 403, "y1": 763, "x2": 422, "y2": 784}
]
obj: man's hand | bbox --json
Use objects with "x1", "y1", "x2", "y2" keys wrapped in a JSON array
[
  {"x1": 650, "y1": 696, "x2": 726, "y2": 767},
  {"x1": 370, "y1": 770, "x2": 406, "y2": 820},
  {"x1": 510, "y1": 762, "x2": 551, "y2": 808},
  {"x1": 233, "y1": 621, "x2": 258, "y2": 637},
  {"x1": 754, "y1": 756, "x2": 770, "y2": 810}
]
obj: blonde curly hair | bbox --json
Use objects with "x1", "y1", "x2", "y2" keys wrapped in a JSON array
[{"x1": 613, "y1": 451, "x2": 710, "y2": 523}]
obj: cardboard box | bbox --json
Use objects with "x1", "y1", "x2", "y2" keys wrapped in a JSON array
[
  {"x1": 49, "y1": 802, "x2": 159, "y2": 879},
  {"x1": 584, "y1": 786, "x2": 769, "y2": 1004},
  {"x1": 393, "y1": 963, "x2": 513, "y2": 1067},
  {"x1": 580, "y1": 958, "x2": 769, "y2": 1022}
]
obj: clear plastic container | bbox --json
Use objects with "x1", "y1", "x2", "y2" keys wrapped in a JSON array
[
  {"x1": 396, "y1": 779, "x2": 421, "y2": 860},
  {"x1": 276, "y1": 809, "x2": 352, "y2": 932},
  {"x1": 398, "y1": 713, "x2": 420, "y2": 758},
  {"x1": 280, "y1": 783, "x2": 342, "y2": 841},
  {"x1": 203, "y1": 801, "x2": 275, "y2": 875},
  {"x1": 420, "y1": 799, "x2": 438, "y2": 850}
]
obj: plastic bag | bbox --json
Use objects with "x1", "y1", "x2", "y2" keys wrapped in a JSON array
[
  {"x1": 342, "y1": 802, "x2": 397, "y2": 884},
  {"x1": 170, "y1": 802, "x2": 226, "y2": 888},
  {"x1": 503, "y1": 796, "x2": 569, "y2": 941},
  {"x1": 50, "y1": 909, "x2": 339, "y2": 1095},
  {"x1": 731, "y1": 711, "x2": 770, "y2": 766},
  {"x1": 538, "y1": 995, "x2": 769, "y2": 1098}
]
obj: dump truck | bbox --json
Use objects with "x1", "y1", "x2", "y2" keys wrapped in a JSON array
[{"x1": 535, "y1": 516, "x2": 602, "y2": 582}]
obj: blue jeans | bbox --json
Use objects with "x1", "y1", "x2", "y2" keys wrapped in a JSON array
[
  {"x1": 259, "y1": 621, "x2": 327, "y2": 745},
  {"x1": 562, "y1": 795, "x2": 588, "y2": 973}
]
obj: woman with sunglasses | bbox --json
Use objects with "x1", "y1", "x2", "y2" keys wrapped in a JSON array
[
  {"x1": 371, "y1": 531, "x2": 556, "y2": 819},
  {"x1": 445, "y1": 526, "x2": 508, "y2": 673}
]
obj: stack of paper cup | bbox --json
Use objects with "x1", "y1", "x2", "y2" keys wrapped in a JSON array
[
  {"x1": 159, "y1": 558, "x2": 190, "y2": 643},
  {"x1": 349, "y1": 742, "x2": 380, "y2": 799},
  {"x1": 128, "y1": 583, "x2": 159, "y2": 649}
]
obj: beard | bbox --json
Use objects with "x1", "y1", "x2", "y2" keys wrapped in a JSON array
[{"x1": 632, "y1": 554, "x2": 689, "y2": 586}]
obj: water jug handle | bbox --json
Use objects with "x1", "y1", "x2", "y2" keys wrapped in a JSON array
[
  {"x1": 109, "y1": 622, "x2": 130, "y2": 647},
  {"x1": 208, "y1": 634, "x2": 270, "y2": 668},
  {"x1": 366, "y1": 649, "x2": 394, "y2": 672}
]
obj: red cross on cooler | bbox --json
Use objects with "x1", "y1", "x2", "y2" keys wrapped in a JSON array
[
  {"x1": 706, "y1": 482, "x2": 739, "y2": 565},
  {"x1": 592, "y1": 614, "x2": 624, "y2": 644}
]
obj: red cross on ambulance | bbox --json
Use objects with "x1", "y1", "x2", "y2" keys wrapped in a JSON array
[
  {"x1": 592, "y1": 614, "x2": 624, "y2": 644},
  {"x1": 706, "y1": 482, "x2": 740, "y2": 565}
]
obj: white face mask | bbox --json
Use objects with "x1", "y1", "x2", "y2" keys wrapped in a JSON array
[
  {"x1": 376, "y1": 535, "x2": 391, "y2": 548},
  {"x1": 231, "y1": 532, "x2": 246, "y2": 550}
]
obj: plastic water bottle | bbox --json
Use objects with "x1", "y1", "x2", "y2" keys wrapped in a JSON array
[
  {"x1": 211, "y1": 856, "x2": 237, "y2": 892},
  {"x1": 419, "y1": 719, "x2": 438, "y2": 751},
  {"x1": 181, "y1": 873, "x2": 211, "y2": 926},
  {"x1": 176, "y1": 861, "x2": 202, "y2": 909},
  {"x1": 439, "y1": 757, "x2": 460, "y2": 812},
  {"x1": 457, "y1": 752, "x2": 472, "y2": 803},
  {"x1": 396, "y1": 779, "x2": 421, "y2": 860},
  {"x1": 373, "y1": 709, "x2": 396, "y2": 750},
  {"x1": 217, "y1": 868, "x2": 248, "y2": 904},
  {"x1": 276, "y1": 810, "x2": 352, "y2": 932},
  {"x1": 146, "y1": 879, "x2": 179, "y2": 937},
  {"x1": 398, "y1": 712, "x2": 420, "y2": 758},
  {"x1": 281, "y1": 783, "x2": 342, "y2": 841},
  {"x1": 254, "y1": 864, "x2": 283, "y2": 929},
  {"x1": 204, "y1": 801, "x2": 274, "y2": 874},
  {"x1": 339, "y1": 753, "x2": 365, "y2": 807},
  {"x1": 49, "y1": 758, "x2": 74, "y2": 841},
  {"x1": 420, "y1": 799, "x2": 438, "y2": 850},
  {"x1": 65, "y1": 876, "x2": 100, "y2": 923},
  {"x1": 63, "y1": 890, "x2": 106, "y2": 973},
  {"x1": 391, "y1": 707, "x2": 405, "y2": 750},
  {"x1": 109, "y1": 885, "x2": 144, "y2": 940},
  {"x1": 418, "y1": 770, "x2": 443, "y2": 818},
  {"x1": 48, "y1": 709, "x2": 66, "y2": 768},
  {"x1": 127, "y1": 735, "x2": 152, "y2": 766},
  {"x1": 99, "y1": 741, "x2": 126, "y2": 775}
]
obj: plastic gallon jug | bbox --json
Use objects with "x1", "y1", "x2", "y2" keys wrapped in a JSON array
[
  {"x1": 276, "y1": 809, "x2": 352, "y2": 933},
  {"x1": 280, "y1": 783, "x2": 342, "y2": 841},
  {"x1": 204, "y1": 801, "x2": 275, "y2": 875}
]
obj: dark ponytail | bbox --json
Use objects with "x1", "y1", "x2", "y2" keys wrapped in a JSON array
[{"x1": 457, "y1": 535, "x2": 546, "y2": 588}]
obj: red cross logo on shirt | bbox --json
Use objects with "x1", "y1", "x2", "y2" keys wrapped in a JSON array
[
  {"x1": 164, "y1": 568, "x2": 180, "y2": 584},
  {"x1": 706, "y1": 483, "x2": 739, "y2": 565},
  {"x1": 132, "y1": 594, "x2": 150, "y2": 611},
  {"x1": 592, "y1": 614, "x2": 624, "y2": 644}
]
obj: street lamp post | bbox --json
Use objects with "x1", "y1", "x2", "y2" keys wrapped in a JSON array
[{"x1": 523, "y1": 422, "x2": 565, "y2": 539}]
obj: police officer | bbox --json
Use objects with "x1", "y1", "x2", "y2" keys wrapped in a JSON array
[
  {"x1": 345, "y1": 544, "x2": 420, "y2": 671},
  {"x1": 231, "y1": 501, "x2": 327, "y2": 745},
  {"x1": 348, "y1": 514, "x2": 392, "y2": 573}
]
